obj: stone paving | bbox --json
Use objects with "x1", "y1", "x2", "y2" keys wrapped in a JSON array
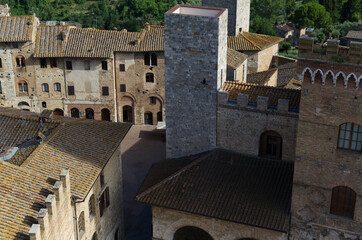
[{"x1": 121, "y1": 125, "x2": 166, "y2": 239}]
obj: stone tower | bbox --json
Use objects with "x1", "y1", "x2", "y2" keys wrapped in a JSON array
[
  {"x1": 202, "y1": 0, "x2": 250, "y2": 36},
  {"x1": 291, "y1": 37, "x2": 362, "y2": 239},
  {"x1": 164, "y1": 5, "x2": 228, "y2": 158}
]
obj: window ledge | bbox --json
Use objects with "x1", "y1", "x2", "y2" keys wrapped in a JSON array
[
  {"x1": 336, "y1": 148, "x2": 361, "y2": 155},
  {"x1": 327, "y1": 213, "x2": 356, "y2": 223}
]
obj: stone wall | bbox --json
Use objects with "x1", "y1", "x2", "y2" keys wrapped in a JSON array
[
  {"x1": 291, "y1": 60, "x2": 362, "y2": 239},
  {"x1": 152, "y1": 207, "x2": 287, "y2": 240},
  {"x1": 164, "y1": 6, "x2": 227, "y2": 158},
  {"x1": 257, "y1": 44, "x2": 279, "y2": 72},
  {"x1": 202, "y1": 0, "x2": 250, "y2": 35},
  {"x1": 217, "y1": 91, "x2": 298, "y2": 161}
]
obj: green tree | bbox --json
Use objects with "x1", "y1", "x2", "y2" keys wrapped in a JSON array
[
  {"x1": 250, "y1": 0, "x2": 285, "y2": 34},
  {"x1": 342, "y1": 0, "x2": 361, "y2": 21},
  {"x1": 293, "y1": 3, "x2": 332, "y2": 29}
]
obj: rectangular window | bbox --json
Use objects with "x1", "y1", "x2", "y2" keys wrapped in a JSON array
[
  {"x1": 66, "y1": 61, "x2": 72, "y2": 70},
  {"x1": 101, "y1": 61, "x2": 108, "y2": 70},
  {"x1": 68, "y1": 86, "x2": 75, "y2": 95},
  {"x1": 84, "y1": 60, "x2": 90, "y2": 70},
  {"x1": 50, "y1": 58, "x2": 57, "y2": 68},
  {"x1": 102, "y1": 86, "x2": 109, "y2": 96},
  {"x1": 0, "y1": 81, "x2": 2, "y2": 94},
  {"x1": 13, "y1": 42, "x2": 18, "y2": 48},
  {"x1": 120, "y1": 84, "x2": 126, "y2": 92},
  {"x1": 119, "y1": 64, "x2": 125, "y2": 72},
  {"x1": 54, "y1": 83, "x2": 61, "y2": 92},
  {"x1": 40, "y1": 58, "x2": 47, "y2": 68},
  {"x1": 99, "y1": 187, "x2": 110, "y2": 217},
  {"x1": 150, "y1": 97, "x2": 156, "y2": 104},
  {"x1": 0, "y1": 58, "x2": 2, "y2": 68}
]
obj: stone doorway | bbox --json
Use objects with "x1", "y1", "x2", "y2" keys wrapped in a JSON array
[
  {"x1": 174, "y1": 226, "x2": 213, "y2": 240},
  {"x1": 123, "y1": 105, "x2": 133, "y2": 123}
]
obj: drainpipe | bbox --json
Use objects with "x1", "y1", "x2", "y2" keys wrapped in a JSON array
[
  {"x1": 113, "y1": 52, "x2": 118, "y2": 122},
  {"x1": 63, "y1": 58, "x2": 68, "y2": 115},
  {"x1": 72, "y1": 196, "x2": 79, "y2": 240}
]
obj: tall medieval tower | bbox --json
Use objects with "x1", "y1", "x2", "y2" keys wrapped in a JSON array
[
  {"x1": 291, "y1": 37, "x2": 362, "y2": 238},
  {"x1": 202, "y1": 0, "x2": 250, "y2": 36},
  {"x1": 164, "y1": 5, "x2": 228, "y2": 158}
]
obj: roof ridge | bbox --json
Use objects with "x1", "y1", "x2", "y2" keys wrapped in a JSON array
[
  {"x1": 136, "y1": 150, "x2": 214, "y2": 200},
  {"x1": 0, "y1": 159, "x2": 49, "y2": 180},
  {"x1": 240, "y1": 32, "x2": 262, "y2": 50},
  {"x1": 225, "y1": 81, "x2": 301, "y2": 92}
]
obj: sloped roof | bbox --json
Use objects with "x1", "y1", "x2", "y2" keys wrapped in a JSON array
[
  {"x1": 34, "y1": 25, "x2": 69, "y2": 58},
  {"x1": 247, "y1": 68, "x2": 277, "y2": 86},
  {"x1": 345, "y1": 30, "x2": 362, "y2": 40},
  {"x1": 222, "y1": 81, "x2": 301, "y2": 110},
  {"x1": 275, "y1": 22, "x2": 294, "y2": 32},
  {"x1": 228, "y1": 31, "x2": 283, "y2": 51},
  {"x1": 21, "y1": 121, "x2": 131, "y2": 199},
  {"x1": 136, "y1": 149, "x2": 293, "y2": 232},
  {"x1": 0, "y1": 16, "x2": 36, "y2": 42},
  {"x1": 0, "y1": 161, "x2": 54, "y2": 239},
  {"x1": 227, "y1": 48, "x2": 247, "y2": 68}
]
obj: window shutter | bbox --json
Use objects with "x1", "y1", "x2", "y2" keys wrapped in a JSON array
[
  {"x1": 99, "y1": 195, "x2": 104, "y2": 217},
  {"x1": 105, "y1": 187, "x2": 110, "y2": 208},
  {"x1": 68, "y1": 86, "x2": 75, "y2": 95}
]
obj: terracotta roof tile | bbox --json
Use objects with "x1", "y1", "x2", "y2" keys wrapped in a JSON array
[
  {"x1": 34, "y1": 25, "x2": 69, "y2": 58},
  {"x1": 0, "y1": 16, "x2": 35, "y2": 42},
  {"x1": 247, "y1": 68, "x2": 277, "y2": 86},
  {"x1": 21, "y1": 122, "x2": 131, "y2": 199},
  {"x1": 345, "y1": 30, "x2": 362, "y2": 40},
  {"x1": 136, "y1": 149, "x2": 293, "y2": 232},
  {"x1": 227, "y1": 48, "x2": 247, "y2": 68},
  {"x1": 275, "y1": 22, "x2": 294, "y2": 32},
  {"x1": 228, "y1": 32, "x2": 283, "y2": 51},
  {"x1": 222, "y1": 81, "x2": 301, "y2": 110}
]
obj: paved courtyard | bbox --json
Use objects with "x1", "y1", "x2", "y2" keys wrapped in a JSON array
[{"x1": 121, "y1": 125, "x2": 166, "y2": 239}]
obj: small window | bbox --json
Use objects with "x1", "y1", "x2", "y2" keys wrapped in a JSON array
[
  {"x1": 0, "y1": 58, "x2": 2, "y2": 68},
  {"x1": 260, "y1": 131, "x2": 282, "y2": 159},
  {"x1": 50, "y1": 58, "x2": 57, "y2": 68},
  {"x1": 18, "y1": 81, "x2": 28, "y2": 93},
  {"x1": 54, "y1": 82, "x2": 61, "y2": 92},
  {"x1": 120, "y1": 84, "x2": 126, "y2": 92},
  {"x1": 89, "y1": 194, "x2": 96, "y2": 216},
  {"x1": 68, "y1": 86, "x2": 75, "y2": 96},
  {"x1": 42, "y1": 101, "x2": 47, "y2": 108},
  {"x1": 16, "y1": 56, "x2": 25, "y2": 67},
  {"x1": 101, "y1": 61, "x2": 108, "y2": 70},
  {"x1": 40, "y1": 58, "x2": 47, "y2": 68},
  {"x1": 99, "y1": 187, "x2": 110, "y2": 217},
  {"x1": 146, "y1": 73, "x2": 154, "y2": 83},
  {"x1": 119, "y1": 64, "x2": 125, "y2": 72},
  {"x1": 144, "y1": 53, "x2": 150, "y2": 65},
  {"x1": 102, "y1": 86, "x2": 109, "y2": 96},
  {"x1": 151, "y1": 53, "x2": 157, "y2": 66},
  {"x1": 78, "y1": 211, "x2": 85, "y2": 234},
  {"x1": 338, "y1": 123, "x2": 362, "y2": 152},
  {"x1": 13, "y1": 42, "x2": 19, "y2": 48},
  {"x1": 0, "y1": 81, "x2": 2, "y2": 94},
  {"x1": 330, "y1": 186, "x2": 356, "y2": 219},
  {"x1": 84, "y1": 60, "x2": 90, "y2": 70},
  {"x1": 66, "y1": 61, "x2": 72, "y2": 70},
  {"x1": 157, "y1": 112, "x2": 162, "y2": 122},
  {"x1": 150, "y1": 97, "x2": 157, "y2": 104},
  {"x1": 42, "y1": 83, "x2": 49, "y2": 92}
]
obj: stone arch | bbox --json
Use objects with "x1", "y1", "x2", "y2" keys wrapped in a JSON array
[
  {"x1": 335, "y1": 72, "x2": 346, "y2": 88},
  {"x1": 53, "y1": 108, "x2": 64, "y2": 116},
  {"x1": 237, "y1": 239, "x2": 258, "y2": 240},
  {"x1": 144, "y1": 111, "x2": 153, "y2": 125},
  {"x1": 146, "y1": 93, "x2": 164, "y2": 105},
  {"x1": 313, "y1": 69, "x2": 323, "y2": 85},
  {"x1": 101, "y1": 108, "x2": 111, "y2": 121},
  {"x1": 121, "y1": 96, "x2": 134, "y2": 123},
  {"x1": 346, "y1": 73, "x2": 358, "y2": 89},
  {"x1": 85, "y1": 108, "x2": 94, "y2": 120},
  {"x1": 174, "y1": 226, "x2": 213, "y2": 240},
  {"x1": 302, "y1": 67, "x2": 313, "y2": 83},
  {"x1": 71, "y1": 108, "x2": 80, "y2": 118},
  {"x1": 357, "y1": 75, "x2": 362, "y2": 89},
  {"x1": 259, "y1": 130, "x2": 283, "y2": 160},
  {"x1": 18, "y1": 101, "x2": 30, "y2": 107},
  {"x1": 324, "y1": 70, "x2": 335, "y2": 87}
]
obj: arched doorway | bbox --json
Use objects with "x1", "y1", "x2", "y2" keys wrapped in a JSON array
[
  {"x1": 259, "y1": 131, "x2": 283, "y2": 159},
  {"x1": 85, "y1": 108, "x2": 94, "y2": 119},
  {"x1": 157, "y1": 111, "x2": 162, "y2": 122},
  {"x1": 18, "y1": 101, "x2": 30, "y2": 107},
  {"x1": 174, "y1": 226, "x2": 213, "y2": 240},
  {"x1": 144, "y1": 112, "x2": 153, "y2": 125},
  {"x1": 123, "y1": 105, "x2": 133, "y2": 123},
  {"x1": 53, "y1": 108, "x2": 64, "y2": 116},
  {"x1": 101, "y1": 108, "x2": 111, "y2": 121},
  {"x1": 71, "y1": 108, "x2": 79, "y2": 118}
]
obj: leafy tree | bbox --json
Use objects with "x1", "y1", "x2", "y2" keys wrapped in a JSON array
[
  {"x1": 341, "y1": 0, "x2": 361, "y2": 21},
  {"x1": 293, "y1": 3, "x2": 332, "y2": 29},
  {"x1": 285, "y1": 0, "x2": 297, "y2": 19},
  {"x1": 280, "y1": 41, "x2": 292, "y2": 53}
]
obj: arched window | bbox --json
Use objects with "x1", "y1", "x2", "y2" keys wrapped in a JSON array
[
  {"x1": 338, "y1": 123, "x2": 362, "y2": 152},
  {"x1": 89, "y1": 194, "x2": 95, "y2": 216},
  {"x1": 54, "y1": 82, "x2": 61, "y2": 92},
  {"x1": 144, "y1": 112, "x2": 153, "y2": 125},
  {"x1": 53, "y1": 108, "x2": 64, "y2": 116},
  {"x1": 101, "y1": 108, "x2": 111, "y2": 121},
  {"x1": 71, "y1": 108, "x2": 80, "y2": 118},
  {"x1": 330, "y1": 186, "x2": 356, "y2": 219},
  {"x1": 18, "y1": 81, "x2": 28, "y2": 93},
  {"x1": 259, "y1": 131, "x2": 283, "y2": 159},
  {"x1": 15, "y1": 55, "x2": 25, "y2": 67},
  {"x1": 174, "y1": 226, "x2": 213, "y2": 240},
  {"x1": 144, "y1": 53, "x2": 150, "y2": 65},
  {"x1": 151, "y1": 53, "x2": 157, "y2": 66},
  {"x1": 146, "y1": 73, "x2": 154, "y2": 83},
  {"x1": 78, "y1": 211, "x2": 85, "y2": 234},
  {"x1": 42, "y1": 83, "x2": 49, "y2": 92},
  {"x1": 86, "y1": 108, "x2": 94, "y2": 119}
]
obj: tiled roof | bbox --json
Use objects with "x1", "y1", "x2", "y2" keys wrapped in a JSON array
[
  {"x1": 277, "y1": 62, "x2": 299, "y2": 87},
  {"x1": 0, "y1": 109, "x2": 59, "y2": 152},
  {"x1": 227, "y1": 48, "x2": 247, "y2": 68},
  {"x1": 284, "y1": 79, "x2": 302, "y2": 90},
  {"x1": 228, "y1": 32, "x2": 283, "y2": 51},
  {"x1": 345, "y1": 30, "x2": 362, "y2": 40},
  {"x1": 275, "y1": 22, "x2": 294, "y2": 32},
  {"x1": 0, "y1": 161, "x2": 53, "y2": 239},
  {"x1": 21, "y1": 121, "x2": 131, "y2": 199},
  {"x1": 34, "y1": 25, "x2": 69, "y2": 58},
  {"x1": 247, "y1": 68, "x2": 277, "y2": 86},
  {"x1": 136, "y1": 149, "x2": 294, "y2": 232},
  {"x1": 0, "y1": 16, "x2": 35, "y2": 42},
  {"x1": 222, "y1": 81, "x2": 301, "y2": 110}
]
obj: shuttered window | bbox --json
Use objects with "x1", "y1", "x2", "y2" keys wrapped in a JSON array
[
  {"x1": 99, "y1": 187, "x2": 110, "y2": 217},
  {"x1": 119, "y1": 64, "x2": 125, "y2": 72},
  {"x1": 102, "y1": 86, "x2": 109, "y2": 96},
  {"x1": 330, "y1": 186, "x2": 356, "y2": 219},
  {"x1": 120, "y1": 84, "x2": 126, "y2": 92},
  {"x1": 260, "y1": 131, "x2": 282, "y2": 159},
  {"x1": 68, "y1": 86, "x2": 75, "y2": 95}
]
